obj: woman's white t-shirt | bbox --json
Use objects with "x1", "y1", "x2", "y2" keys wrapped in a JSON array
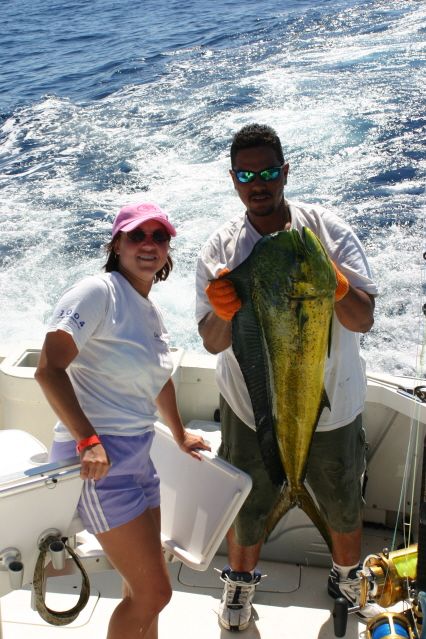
[
  {"x1": 195, "y1": 201, "x2": 378, "y2": 432},
  {"x1": 48, "y1": 271, "x2": 173, "y2": 441}
]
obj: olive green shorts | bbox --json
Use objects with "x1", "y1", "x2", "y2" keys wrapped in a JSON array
[{"x1": 218, "y1": 396, "x2": 367, "y2": 546}]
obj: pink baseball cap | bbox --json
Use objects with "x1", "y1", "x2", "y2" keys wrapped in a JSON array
[{"x1": 112, "y1": 202, "x2": 177, "y2": 238}]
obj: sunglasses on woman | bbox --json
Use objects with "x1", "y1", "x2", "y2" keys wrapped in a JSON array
[
  {"x1": 125, "y1": 229, "x2": 171, "y2": 244},
  {"x1": 233, "y1": 165, "x2": 283, "y2": 184}
]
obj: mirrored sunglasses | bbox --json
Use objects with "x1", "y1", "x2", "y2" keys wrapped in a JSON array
[
  {"x1": 233, "y1": 165, "x2": 283, "y2": 184},
  {"x1": 125, "y1": 229, "x2": 171, "y2": 244}
]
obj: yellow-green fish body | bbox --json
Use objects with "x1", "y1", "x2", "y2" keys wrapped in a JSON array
[{"x1": 223, "y1": 227, "x2": 336, "y2": 545}]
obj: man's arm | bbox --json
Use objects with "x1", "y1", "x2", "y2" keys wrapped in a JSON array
[
  {"x1": 335, "y1": 286, "x2": 375, "y2": 333},
  {"x1": 197, "y1": 267, "x2": 242, "y2": 353},
  {"x1": 198, "y1": 286, "x2": 375, "y2": 352},
  {"x1": 198, "y1": 272, "x2": 376, "y2": 351},
  {"x1": 331, "y1": 254, "x2": 375, "y2": 333},
  {"x1": 198, "y1": 311, "x2": 232, "y2": 354}
]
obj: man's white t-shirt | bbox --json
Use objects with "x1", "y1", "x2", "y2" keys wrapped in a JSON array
[
  {"x1": 195, "y1": 201, "x2": 378, "y2": 432},
  {"x1": 48, "y1": 272, "x2": 173, "y2": 441}
]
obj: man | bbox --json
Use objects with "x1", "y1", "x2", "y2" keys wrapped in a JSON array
[{"x1": 195, "y1": 123, "x2": 380, "y2": 631}]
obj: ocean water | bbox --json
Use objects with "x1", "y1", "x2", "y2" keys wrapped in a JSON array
[{"x1": 0, "y1": 0, "x2": 425, "y2": 376}]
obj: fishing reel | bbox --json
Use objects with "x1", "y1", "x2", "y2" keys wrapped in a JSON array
[
  {"x1": 333, "y1": 544, "x2": 421, "y2": 638},
  {"x1": 365, "y1": 611, "x2": 417, "y2": 639},
  {"x1": 359, "y1": 544, "x2": 418, "y2": 608},
  {"x1": 361, "y1": 544, "x2": 422, "y2": 639}
]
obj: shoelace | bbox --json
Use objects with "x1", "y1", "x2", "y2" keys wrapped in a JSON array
[
  {"x1": 223, "y1": 580, "x2": 256, "y2": 607},
  {"x1": 215, "y1": 568, "x2": 264, "y2": 609},
  {"x1": 336, "y1": 575, "x2": 361, "y2": 605},
  {"x1": 226, "y1": 584, "x2": 254, "y2": 608}
]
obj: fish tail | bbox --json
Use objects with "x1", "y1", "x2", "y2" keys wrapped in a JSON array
[
  {"x1": 265, "y1": 485, "x2": 293, "y2": 539},
  {"x1": 296, "y1": 485, "x2": 332, "y2": 550},
  {"x1": 265, "y1": 484, "x2": 332, "y2": 551}
]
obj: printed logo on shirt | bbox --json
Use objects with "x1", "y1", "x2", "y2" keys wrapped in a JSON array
[{"x1": 57, "y1": 308, "x2": 86, "y2": 329}]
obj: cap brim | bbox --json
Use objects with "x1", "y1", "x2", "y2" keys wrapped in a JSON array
[{"x1": 120, "y1": 216, "x2": 177, "y2": 237}]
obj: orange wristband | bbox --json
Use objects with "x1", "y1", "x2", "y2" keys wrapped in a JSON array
[{"x1": 76, "y1": 435, "x2": 101, "y2": 454}]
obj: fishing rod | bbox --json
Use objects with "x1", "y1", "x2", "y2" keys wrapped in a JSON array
[
  {"x1": 333, "y1": 250, "x2": 426, "y2": 639},
  {"x1": 414, "y1": 250, "x2": 426, "y2": 639}
]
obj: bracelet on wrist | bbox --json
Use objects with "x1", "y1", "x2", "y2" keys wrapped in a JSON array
[{"x1": 76, "y1": 434, "x2": 101, "y2": 454}]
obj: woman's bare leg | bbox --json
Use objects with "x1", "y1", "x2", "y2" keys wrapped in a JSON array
[{"x1": 96, "y1": 507, "x2": 170, "y2": 639}]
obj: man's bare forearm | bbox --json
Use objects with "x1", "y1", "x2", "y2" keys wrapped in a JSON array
[
  {"x1": 198, "y1": 311, "x2": 232, "y2": 354},
  {"x1": 335, "y1": 288, "x2": 375, "y2": 333}
]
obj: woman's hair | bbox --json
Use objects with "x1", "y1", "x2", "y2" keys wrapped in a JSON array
[{"x1": 103, "y1": 233, "x2": 173, "y2": 282}]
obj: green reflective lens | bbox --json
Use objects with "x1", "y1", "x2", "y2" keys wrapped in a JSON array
[
  {"x1": 236, "y1": 170, "x2": 255, "y2": 183},
  {"x1": 234, "y1": 166, "x2": 282, "y2": 183},
  {"x1": 260, "y1": 167, "x2": 281, "y2": 180}
]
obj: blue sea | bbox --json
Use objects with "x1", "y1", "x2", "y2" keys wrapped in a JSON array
[{"x1": 0, "y1": 0, "x2": 425, "y2": 376}]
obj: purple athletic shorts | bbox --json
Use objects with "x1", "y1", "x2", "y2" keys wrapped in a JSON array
[{"x1": 50, "y1": 431, "x2": 160, "y2": 535}]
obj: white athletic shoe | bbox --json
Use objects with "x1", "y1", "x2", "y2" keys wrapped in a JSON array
[
  {"x1": 328, "y1": 566, "x2": 384, "y2": 620},
  {"x1": 218, "y1": 567, "x2": 262, "y2": 631}
]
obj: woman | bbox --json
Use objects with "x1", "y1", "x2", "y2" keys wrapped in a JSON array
[{"x1": 35, "y1": 201, "x2": 210, "y2": 639}]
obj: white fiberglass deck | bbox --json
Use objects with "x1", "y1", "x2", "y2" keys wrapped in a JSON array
[
  {"x1": 0, "y1": 525, "x2": 402, "y2": 639},
  {"x1": 0, "y1": 348, "x2": 423, "y2": 639}
]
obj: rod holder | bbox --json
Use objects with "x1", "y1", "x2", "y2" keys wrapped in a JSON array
[
  {"x1": 49, "y1": 540, "x2": 66, "y2": 571},
  {"x1": 37, "y1": 528, "x2": 67, "y2": 572},
  {"x1": 0, "y1": 547, "x2": 24, "y2": 590}
]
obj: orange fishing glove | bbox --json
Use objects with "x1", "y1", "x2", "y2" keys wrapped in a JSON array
[
  {"x1": 332, "y1": 262, "x2": 350, "y2": 302},
  {"x1": 205, "y1": 268, "x2": 242, "y2": 321}
]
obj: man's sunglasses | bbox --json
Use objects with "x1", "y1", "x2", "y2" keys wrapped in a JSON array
[
  {"x1": 233, "y1": 165, "x2": 283, "y2": 184},
  {"x1": 125, "y1": 229, "x2": 171, "y2": 244}
]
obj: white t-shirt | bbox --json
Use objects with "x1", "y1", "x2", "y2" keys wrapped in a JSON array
[
  {"x1": 195, "y1": 200, "x2": 378, "y2": 432},
  {"x1": 48, "y1": 272, "x2": 173, "y2": 441}
]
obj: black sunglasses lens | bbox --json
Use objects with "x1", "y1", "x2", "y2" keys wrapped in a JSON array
[
  {"x1": 152, "y1": 231, "x2": 170, "y2": 243},
  {"x1": 127, "y1": 229, "x2": 170, "y2": 244},
  {"x1": 128, "y1": 230, "x2": 146, "y2": 242}
]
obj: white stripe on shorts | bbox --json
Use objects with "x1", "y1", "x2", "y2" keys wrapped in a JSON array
[{"x1": 81, "y1": 479, "x2": 110, "y2": 534}]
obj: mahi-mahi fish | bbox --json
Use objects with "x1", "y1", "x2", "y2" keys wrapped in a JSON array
[{"x1": 222, "y1": 227, "x2": 336, "y2": 547}]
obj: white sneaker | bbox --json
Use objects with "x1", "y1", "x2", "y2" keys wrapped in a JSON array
[
  {"x1": 218, "y1": 567, "x2": 262, "y2": 631},
  {"x1": 328, "y1": 566, "x2": 384, "y2": 620}
]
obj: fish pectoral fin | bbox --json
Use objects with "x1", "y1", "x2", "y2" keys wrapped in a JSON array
[
  {"x1": 317, "y1": 388, "x2": 331, "y2": 420},
  {"x1": 327, "y1": 314, "x2": 333, "y2": 358},
  {"x1": 323, "y1": 388, "x2": 331, "y2": 412}
]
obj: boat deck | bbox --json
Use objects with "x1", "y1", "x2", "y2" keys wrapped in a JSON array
[
  {"x1": 0, "y1": 523, "x2": 406, "y2": 639},
  {"x1": 0, "y1": 363, "x2": 422, "y2": 638}
]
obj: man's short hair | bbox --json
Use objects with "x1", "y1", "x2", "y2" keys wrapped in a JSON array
[{"x1": 230, "y1": 123, "x2": 285, "y2": 166}]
